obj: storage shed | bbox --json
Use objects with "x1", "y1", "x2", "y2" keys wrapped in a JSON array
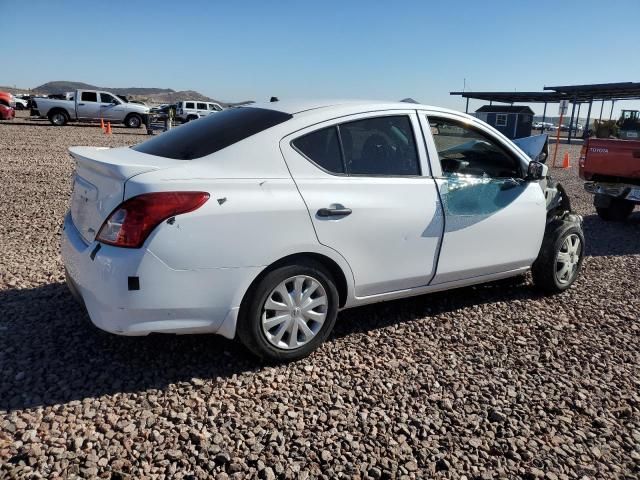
[{"x1": 475, "y1": 105, "x2": 534, "y2": 139}]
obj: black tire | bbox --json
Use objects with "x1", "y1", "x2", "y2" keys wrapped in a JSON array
[
  {"x1": 48, "y1": 110, "x2": 68, "y2": 126},
  {"x1": 124, "y1": 113, "x2": 142, "y2": 128},
  {"x1": 15, "y1": 103, "x2": 24, "y2": 111},
  {"x1": 237, "y1": 260, "x2": 339, "y2": 362},
  {"x1": 595, "y1": 198, "x2": 635, "y2": 221},
  {"x1": 186, "y1": 115, "x2": 198, "y2": 122},
  {"x1": 532, "y1": 218, "x2": 584, "y2": 294}
]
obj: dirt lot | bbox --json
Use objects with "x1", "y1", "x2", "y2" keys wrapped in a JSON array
[{"x1": 1, "y1": 112, "x2": 639, "y2": 479}]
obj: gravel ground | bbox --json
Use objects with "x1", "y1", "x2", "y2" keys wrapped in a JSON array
[{"x1": 1, "y1": 112, "x2": 639, "y2": 479}]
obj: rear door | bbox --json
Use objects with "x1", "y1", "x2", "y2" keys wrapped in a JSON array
[
  {"x1": 76, "y1": 91, "x2": 99, "y2": 119},
  {"x1": 281, "y1": 111, "x2": 443, "y2": 298},
  {"x1": 421, "y1": 112, "x2": 546, "y2": 284}
]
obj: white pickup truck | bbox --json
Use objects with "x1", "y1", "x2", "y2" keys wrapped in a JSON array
[{"x1": 31, "y1": 89, "x2": 150, "y2": 127}]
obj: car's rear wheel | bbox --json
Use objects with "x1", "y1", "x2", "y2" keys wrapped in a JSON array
[
  {"x1": 15, "y1": 103, "x2": 24, "y2": 110},
  {"x1": 532, "y1": 218, "x2": 584, "y2": 294},
  {"x1": 237, "y1": 261, "x2": 339, "y2": 362},
  {"x1": 595, "y1": 197, "x2": 635, "y2": 221},
  {"x1": 125, "y1": 113, "x2": 142, "y2": 128},
  {"x1": 48, "y1": 110, "x2": 68, "y2": 126}
]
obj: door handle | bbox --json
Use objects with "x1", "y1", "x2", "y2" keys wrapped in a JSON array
[
  {"x1": 317, "y1": 206, "x2": 352, "y2": 217},
  {"x1": 78, "y1": 103, "x2": 85, "y2": 106}
]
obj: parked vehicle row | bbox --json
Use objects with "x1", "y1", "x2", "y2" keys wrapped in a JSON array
[
  {"x1": 62, "y1": 100, "x2": 584, "y2": 362},
  {"x1": 26, "y1": 89, "x2": 224, "y2": 127},
  {"x1": 31, "y1": 89, "x2": 151, "y2": 127}
]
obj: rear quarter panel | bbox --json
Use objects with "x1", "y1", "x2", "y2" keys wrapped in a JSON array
[{"x1": 123, "y1": 134, "x2": 355, "y2": 284}]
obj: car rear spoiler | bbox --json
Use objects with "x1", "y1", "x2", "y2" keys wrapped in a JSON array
[{"x1": 512, "y1": 134, "x2": 549, "y2": 163}]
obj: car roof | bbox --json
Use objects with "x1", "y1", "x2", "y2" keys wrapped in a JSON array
[{"x1": 245, "y1": 99, "x2": 464, "y2": 117}]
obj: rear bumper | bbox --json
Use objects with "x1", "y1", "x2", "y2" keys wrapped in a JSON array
[
  {"x1": 61, "y1": 212, "x2": 260, "y2": 338},
  {"x1": 585, "y1": 182, "x2": 640, "y2": 203}
]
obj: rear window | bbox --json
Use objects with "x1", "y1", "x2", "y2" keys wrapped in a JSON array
[
  {"x1": 132, "y1": 107, "x2": 293, "y2": 160},
  {"x1": 292, "y1": 126, "x2": 344, "y2": 173},
  {"x1": 81, "y1": 91, "x2": 97, "y2": 102}
]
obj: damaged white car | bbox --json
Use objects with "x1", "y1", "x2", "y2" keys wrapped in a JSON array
[{"x1": 62, "y1": 100, "x2": 583, "y2": 361}]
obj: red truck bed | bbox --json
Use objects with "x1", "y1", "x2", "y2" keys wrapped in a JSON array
[{"x1": 579, "y1": 138, "x2": 640, "y2": 181}]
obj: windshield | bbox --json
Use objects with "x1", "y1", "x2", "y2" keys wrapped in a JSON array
[{"x1": 132, "y1": 107, "x2": 292, "y2": 160}]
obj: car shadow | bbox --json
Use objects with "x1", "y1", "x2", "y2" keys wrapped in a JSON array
[
  {"x1": 1, "y1": 274, "x2": 539, "y2": 413},
  {"x1": 581, "y1": 212, "x2": 640, "y2": 257},
  {"x1": 0, "y1": 283, "x2": 257, "y2": 412},
  {"x1": 0, "y1": 119, "x2": 149, "y2": 134}
]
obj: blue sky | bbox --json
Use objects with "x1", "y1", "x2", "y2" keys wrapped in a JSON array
[{"x1": 2, "y1": 0, "x2": 639, "y2": 115}]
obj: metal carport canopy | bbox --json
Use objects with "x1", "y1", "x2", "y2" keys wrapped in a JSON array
[
  {"x1": 544, "y1": 82, "x2": 640, "y2": 101},
  {"x1": 450, "y1": 82, "x2": 640, "y2": 144},
  {"x1": 449, "y1": 91, "x2": 570, "y2": 103},
  {"x1": 451, "y1": 83, "x2": 640, "y2": 103}
]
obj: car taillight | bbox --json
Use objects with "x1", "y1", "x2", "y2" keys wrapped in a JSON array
[
  {"x1": 579, "y1": 140, "x2": 588, "y2": 168},
  {"x1": 96, "y1": 192, "x2": 209, "y2": 248}
]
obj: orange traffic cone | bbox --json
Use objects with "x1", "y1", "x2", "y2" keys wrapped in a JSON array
[
  {"x1": 105, "y1": 122, "x2": 112, "y2": 135},
  {"x1": 562, "y1": 151, "x2": 570, "y2": 169},
  {"x1": 100, "y1": 118, "x2": 105, "y2": 130}
]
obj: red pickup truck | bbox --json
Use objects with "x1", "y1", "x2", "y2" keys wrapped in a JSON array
[{"x1": 579, "y1": 137, "x2": 640, "y2": 221}]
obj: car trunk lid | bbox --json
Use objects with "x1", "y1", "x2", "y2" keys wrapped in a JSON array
[{"x1": 69, "y1": 146, "x2": 179, "y2": 243}]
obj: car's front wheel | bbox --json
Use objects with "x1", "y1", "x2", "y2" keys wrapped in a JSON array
[
  {"x1": 124, "y1": 113, "x2": 143, "y2": 128},
  {"x1": 532, "y1": 217, "x2": 584, "y2": 294},
  {"x1": 237, "y1": 261, "x2": 339, "y2": 362}
]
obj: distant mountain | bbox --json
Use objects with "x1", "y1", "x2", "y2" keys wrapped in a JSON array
[{"x1": 27, "y1": 81, "x2": 249, "y2": 107}]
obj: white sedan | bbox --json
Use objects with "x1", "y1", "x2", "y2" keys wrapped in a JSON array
[{"x1": 62, "y1": 100, "x2": 584, "y2": 361}]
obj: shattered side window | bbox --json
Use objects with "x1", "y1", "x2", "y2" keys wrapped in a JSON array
[{"x1": 428, "y1": 116, "x2": 521, "y2": 179}]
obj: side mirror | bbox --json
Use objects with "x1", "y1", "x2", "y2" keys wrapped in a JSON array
[{"x1": 526, "y1": 160, "x2": 547, "y2": 181}]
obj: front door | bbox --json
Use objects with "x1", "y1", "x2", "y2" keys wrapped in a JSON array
[
  {"x1": 422, "y1": 113, "x2": 546, "y2": 284},
  {"x1": 281, "y1": 112, "x2": 443, "y2": 298},
  {"x1": 76, "y1": 91, "x2": 99, "y2": 119},
  {"x1": 98, "y1": 92, "x2": 125, "y2": 121}
]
